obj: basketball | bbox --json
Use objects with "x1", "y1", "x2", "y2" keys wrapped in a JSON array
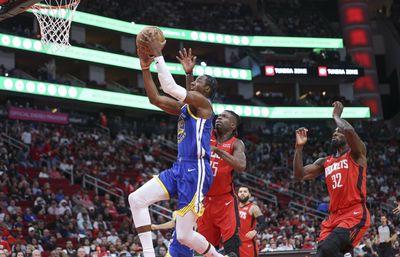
[{"x1": 136, "y1": 26, "x2": 165, "y2": 56}]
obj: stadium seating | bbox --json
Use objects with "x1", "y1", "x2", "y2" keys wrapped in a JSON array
[{"x1": 0, "y1": 109, "x2": 399, "y2": 255}]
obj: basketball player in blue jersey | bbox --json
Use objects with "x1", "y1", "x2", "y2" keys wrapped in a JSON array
[{"x1": 129, "y1": 31, "x2": 236, "y2": 257}]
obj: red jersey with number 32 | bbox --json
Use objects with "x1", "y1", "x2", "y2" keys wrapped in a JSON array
[
  {"x1": 324, "y1": 151, "x2": 367, "y2": 212},
  {"x1": 207, "y1": 130, "x2": 237, "y2": 196},
  {"x1": 239, "y1": 203, "x2": 256, "y2": 242}
]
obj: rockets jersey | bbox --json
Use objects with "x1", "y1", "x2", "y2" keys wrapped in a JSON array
[
  {"x1": 239, "y1": 202, "x2": 256, "y2": 242},
  {"x1": 207, "y1": 131, "x2": 238, "y2": 196},
  {"x1": 323, "y1": 151, "x2": 367, "y2": 212},
  {"x1": 177, "y1": 105, "x2": 213, "y2": 161}
]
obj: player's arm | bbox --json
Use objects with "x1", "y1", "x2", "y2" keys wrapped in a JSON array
[
  {"x1": 293, "y1": 127, "x2": 325, "y2": 181},
  {"x1": 138, "y1": 49, "x2": 183, "y2": 115},
  {"x1": 212, "y1": 139, "x2": 246, "y2": 172},
  {"x1": 332, "y1": 101, "x2": 367, "y2": 162},
  {"x1": 176, "y1": 48, "x2": 196, "y2": 90},
  {"x1": 245, "y1": 204, "x2": 266, "y2": 239},
  {"x1": 143, "y1": 33, "x2": 213, "y2": 119},
  {"x1": 151, "y1": 212, "x2": 177, "y2": 231},
  {"x1": 151, "y1": 220, "x2": 175, "y2": 230}
]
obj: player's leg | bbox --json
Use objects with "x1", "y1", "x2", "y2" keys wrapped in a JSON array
[
  {"x1": 197, "y1": 201, "x2": 221, "y2": 248},
  {"x1": 218, "y1": 193, "x2": 241, "y2": 256},
  {"x1": 316, "y1": 228, "x2": 352, "y2": 257},
  {"x1": 128, "y1": 175, "x2": 172, "y2": 257},
  {"x1": 239, "y1": 241, "x2": 258, "y2": 257},
  {"x1": 175, "y1": 210, "x2": 226, "y2": 257},
  {"x1": 174, "y1": 161, "x2": 234, "y2": 257}
]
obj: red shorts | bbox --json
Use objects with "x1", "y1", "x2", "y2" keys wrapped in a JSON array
[
  {"x1": 197, "y1": 193, "x2": 239, "y2": 246},
  {"x1": 319, "y1": 203, "x2": 370, "y2": 247},
  {"x1": 239, "y1": 240, "x2": 258, "y2": 257}
]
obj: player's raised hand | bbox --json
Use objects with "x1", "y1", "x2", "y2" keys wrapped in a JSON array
[
  {"x1": 137, "y1": 48, "x2": 154, "y2": 70},
  {"x1": 332, "y1": 101, "x2": 344, "y2": 118},
  {"x1": 295, "y1": 127, "x2": 308, "y2": 147},
  {"x1": 141, "y1": 31, "x2": 166, "y2": 57},
  {"x1": 176, "y1": 48, "x2": 197, "y2": 74}
]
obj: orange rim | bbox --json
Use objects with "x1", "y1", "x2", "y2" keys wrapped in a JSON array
[{"x1": 31, "y1": 0, "x2": 80, "y2": 9}]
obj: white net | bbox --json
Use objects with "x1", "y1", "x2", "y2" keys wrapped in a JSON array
[{"x1": 31, "y1": 0, "x2": 80, "y2": 53}]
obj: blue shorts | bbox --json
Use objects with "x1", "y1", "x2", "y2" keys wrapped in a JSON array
[
  {"x1": 167, "y1": 230, "x2": 193, "y2": 257},
  {"x1": 156, "y1": 158, "x2": 213, "y2": 216}
]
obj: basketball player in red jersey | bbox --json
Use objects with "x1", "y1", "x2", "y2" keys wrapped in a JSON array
[
  {"x1": 238, "y1": 187, "x2": 265, "y2": 257},
  {"x1": 293, "y1": 101, "x2": 370, "y2": 257},
  {"x1": 177, "y1": 48, "x2": 246, "y2": 256}
]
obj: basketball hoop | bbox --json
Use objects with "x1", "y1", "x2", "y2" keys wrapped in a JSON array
[{"x1": 30, "y1": 0, "x2": 80, "y2": 53}]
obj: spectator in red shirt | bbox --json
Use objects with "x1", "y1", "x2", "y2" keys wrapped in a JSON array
[{"x1": 99, "y1": 112, "x2": 107, "y2": 128}]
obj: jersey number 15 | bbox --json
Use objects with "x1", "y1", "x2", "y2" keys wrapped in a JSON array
[{"x1": 211, "y1": 160, "x2": 218, "y2": 177}]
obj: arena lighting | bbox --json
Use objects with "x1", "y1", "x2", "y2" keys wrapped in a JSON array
[
  {"x1": 0, "y1": 76, "x2": 371, "y2": 119},
  {"x1": 25, "y1": 9, "x2": 344, "y2": 49},
  {"x1": 0, "y1": 33, "x2": 251, "y2": 80}
]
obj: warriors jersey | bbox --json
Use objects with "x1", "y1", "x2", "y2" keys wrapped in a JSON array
[
  {"x1": 177, "y1": 105, "x2": 213, "y2": 161},
  {"x1": 158, "y1": 104, "x2": 214, "y2": 216}
]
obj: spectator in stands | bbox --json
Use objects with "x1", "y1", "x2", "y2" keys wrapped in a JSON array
[
  {"x1": 21, "y1": 127, "x2": 32, "y2": 146},
  {"x1": 65, "y1": 241, "x2": 76, "y2": 257},
  {"x1": 0, "y1": 249, "x2": 7, "y2": 257},
  {"x1": 106, "y1": 229, "x2": 119, "y2": 245},
  {"x1": 26, "y1": 227, "x2": 37, "y2": 245},
  {"x1": 93, "y1": 214, "x2": 107, "y2": 231},
  {"x1": 57, "y1": 200, "x2": 72, "y2": 216},
  {"x1": 32, "y1": 249, "x2": 41, "y2": 257},
  {"x1": 7, "y1": 200, "x2": 17, "y2": 215},
  {"x1": 14, "y1": 251, "x2": 26, "y2": 257},
  {"x1": 77, "y1": 247, "x2": 87, "y2": 257},
  {"x1": 55, "y1": 189, "x2": 65, "y2": 203},
  {"x1": 31, "y1": 180, "x2": 42, "y2": 196},
  {"x1": 31, "y1": 238, "x2": 44, "y2": 252},
  {"x1": 23, "y1": 209, "x2": 37, "y2": 223},
  {"x1": 33, "y1": 197, "x2": 46, "y2": 215},
  {"x1": 47, "y1": 200, "x2": 59, "y2": 216},
  {"x1": 50, "y1": 168, "x2": 63, "y2": 179},
  {"x1": 38, "y1": 167, "x2": 50, "y2": 179}
]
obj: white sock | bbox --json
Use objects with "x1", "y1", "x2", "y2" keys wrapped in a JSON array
[{"x1": 138, "y1": 231, "x2": 155, "y2": 257}]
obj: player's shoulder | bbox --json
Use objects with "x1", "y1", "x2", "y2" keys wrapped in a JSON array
[{"x1": 233, "y1": 138, "x2": 245, "y2": 148}]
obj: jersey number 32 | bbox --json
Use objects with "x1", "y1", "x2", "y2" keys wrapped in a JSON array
[{"x1": 331, "y1": 173, "x2": 343, "y2": 189}]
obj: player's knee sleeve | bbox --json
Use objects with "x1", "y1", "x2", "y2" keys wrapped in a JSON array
[
  {"x1": 224, "y1": 234, "x2": 241, "y2": 255},
  {"x1": 128, "y1": 191, "x2": 146, "y2": 209},
  {"x1": 176, "y1": 231, "x2": 190, "y2": 246}
]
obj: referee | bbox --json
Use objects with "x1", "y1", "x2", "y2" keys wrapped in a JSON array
[{"x1": 377, "y1": 214, "x2": 397, "y2": 257}]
